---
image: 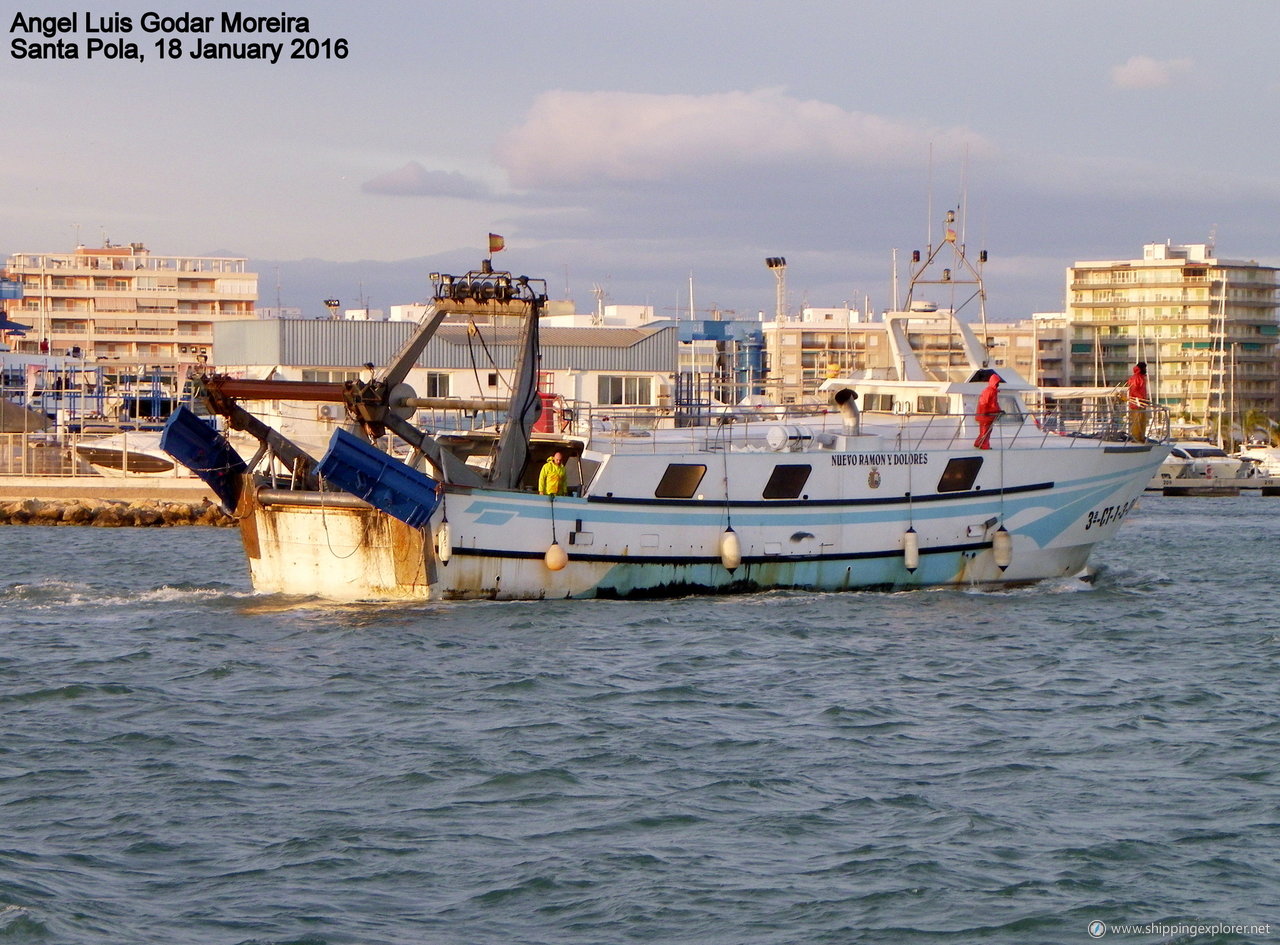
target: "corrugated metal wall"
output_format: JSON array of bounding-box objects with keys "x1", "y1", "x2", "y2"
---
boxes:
[{"x1": 213, "y1": 320, "x2": 678, "y2": 372}]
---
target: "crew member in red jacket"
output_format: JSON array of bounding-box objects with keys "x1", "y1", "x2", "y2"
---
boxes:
[
  {"x1": 1127, "y1": 361, "x2": 1149, "y2": 442},
  {"x1": 973, "y1": 373, "x2": 1002, "y2": 450}
]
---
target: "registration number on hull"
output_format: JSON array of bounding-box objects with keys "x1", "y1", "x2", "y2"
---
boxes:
[{"x1": 1084, "y1": 498, "x2": 1136, "y2": 530}]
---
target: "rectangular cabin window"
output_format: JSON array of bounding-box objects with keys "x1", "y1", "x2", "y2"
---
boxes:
[
  {"x1": 938, "y1": 456, "x2": 983, "y2": 493},
  {"x1": 487, "y1": 372, "x2": 499, "y2": 388},
  {"x1": 655, "y1": 463, "x2": 707, "y2": 498},
  {"x1": 763, "y1": 464, "x2": 812, "y2": 499}
]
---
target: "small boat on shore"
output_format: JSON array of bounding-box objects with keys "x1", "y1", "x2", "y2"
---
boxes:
[
  {"x1": 163, "y1": 231, "x2": 1169, "y2": 601},
  {"x1": 74, "y1": 430, "x2": 180, "y2": 477}
]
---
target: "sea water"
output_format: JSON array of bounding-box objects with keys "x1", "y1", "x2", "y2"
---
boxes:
[{"x1": 1, "y1": 496, "x2": 1277, "y2": 944}]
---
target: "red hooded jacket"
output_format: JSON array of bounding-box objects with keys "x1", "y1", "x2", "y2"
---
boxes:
[
  {"x1": 1127, "y1": 365, "x2": 1148, "y2": 403},
  {"x1": 977, "y1": 374, "x2": 1002, "y2": 418}
]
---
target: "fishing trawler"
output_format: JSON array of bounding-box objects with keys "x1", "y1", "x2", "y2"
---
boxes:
[{"x1": 162, "y1": 230, "x2": 1171, "y2": 601}]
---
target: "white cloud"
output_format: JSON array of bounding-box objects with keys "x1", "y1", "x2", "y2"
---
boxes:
[
  {"x1": 495, "y1": 89, "x2": 992, "y2": 189},
  {"x1": 1110, "y1": 55, "x2": 1193, "y2": 90},
  {"x1": 362, "y1": 162, "x2": 490, "y2": 199}
]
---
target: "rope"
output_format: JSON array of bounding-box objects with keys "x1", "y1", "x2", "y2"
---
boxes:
[
  {"x1": 720, "y1": 438, "x2": 733, "y2": 531},
  {"x1": 317, "y1": 471, "x2": 363, "y2": 560},
  {"x1": 466, "y1": 317, "x2": 512, "y2": 398},
  {"x1": 906, "y1": 459, "x2": 914, "y2": 528}
]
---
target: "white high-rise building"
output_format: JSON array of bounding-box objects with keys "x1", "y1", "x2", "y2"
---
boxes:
[{"x1": 1066, "y1": 242, "x2": 1280, "y2": 426}]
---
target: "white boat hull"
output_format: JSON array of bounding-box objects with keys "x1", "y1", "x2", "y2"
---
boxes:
[
  {"x1": 235, "y1": 441, "x2": 1162, "y2": 601},
  {"x1": 1147, "y1": 441, "x2": 1249, "y2": 490}
]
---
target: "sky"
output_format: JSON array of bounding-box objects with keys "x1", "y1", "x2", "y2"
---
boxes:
[{"x1": 5, "y1": 0, "x2": 1280, "y2": 321}]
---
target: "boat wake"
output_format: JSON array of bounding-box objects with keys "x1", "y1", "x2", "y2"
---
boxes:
[{"x1": 0, "y1": 579, "x2": 250, "y2": 609}]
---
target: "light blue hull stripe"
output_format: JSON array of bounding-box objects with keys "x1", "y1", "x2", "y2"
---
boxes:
[{"x1": 458, "y1": 466, "x2": 1141, "y2": 549}]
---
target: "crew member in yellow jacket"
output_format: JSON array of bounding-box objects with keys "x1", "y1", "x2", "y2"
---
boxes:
[{"x1": 538, "y1": 451, "x2": 568, "y2": 495}]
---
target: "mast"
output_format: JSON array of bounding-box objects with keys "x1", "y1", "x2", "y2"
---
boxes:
[
  {"x1": 903, "y1": 207, "x2": 989, "y2": 376},
  {"x1": 1206, "y1": 272, "x2": 1228, "y2": 443},
  {"x1": 1223, "y1": 338, "x2": 1233, "y2": 448},
  {"x1": 891, "y1": 249, "x2": 899, "y2": 312}
]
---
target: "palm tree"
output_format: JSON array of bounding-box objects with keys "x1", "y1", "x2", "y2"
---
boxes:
[{"x1": 1241, "y1": 408, "x2": 1275, "y2": 447}]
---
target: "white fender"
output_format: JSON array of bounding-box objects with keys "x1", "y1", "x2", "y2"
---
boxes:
[
  {"x1": 903, "y1": 527, "x2": 919, "y2": 573},
  {"x1": 719, "y1": 527, "x2": 742, "y2": 571},
  {"x1": 436, "y1": 521, "x2": 452, "y2": 565}
]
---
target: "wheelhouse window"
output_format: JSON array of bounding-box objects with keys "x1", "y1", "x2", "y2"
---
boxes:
[
  {"x1": 938, "y1": 457, "x2": 983, "y2": 492},
  {"x1": 655, "y1": 463, "x2": 706, "y2": 498},
  {"x1": 598, "y1": 375, "x2": 652, "y2": 406},
  {"x1": 995, "y1": 393, "x2": 1023, "y2": 422},
  {"x1": 762, "y1": 464, "x2": 811, "y2": 499}
]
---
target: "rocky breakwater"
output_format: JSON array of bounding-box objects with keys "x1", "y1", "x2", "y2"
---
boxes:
[{"x1": 0, "y1": 497, "x2": 234, "y2": 527}]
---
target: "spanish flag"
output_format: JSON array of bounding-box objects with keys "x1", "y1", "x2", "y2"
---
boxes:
[{"x1": 488, "y1": 233, "x2": 505, "y2": 254}]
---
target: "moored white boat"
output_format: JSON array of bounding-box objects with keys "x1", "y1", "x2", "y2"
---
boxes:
[
  {"x1": 1233, "y1": 444, "x2": 1280, "y2": 478},
  {"x1": 1148, "y1": 440, "x2": 1248, "y2": 490},
  {"x1": 163, "y1": 236, "x2": 1170, "y2": 601}
]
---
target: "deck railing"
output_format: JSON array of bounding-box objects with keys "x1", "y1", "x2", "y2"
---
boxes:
[
  {"x1": 0, "y1": 398, "x2": 1171, "y2": 481},
  {"x1": 0, "y1": 432, "x2": 92, "y2": 477},
  {"x1": 0, "y1": 429, "x2": 163, "y2": 478},
  {"x1": 546, "y1": 399, "x2": 1171, "y2": 454}
]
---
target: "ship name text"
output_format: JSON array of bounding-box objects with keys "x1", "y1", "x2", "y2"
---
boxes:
[{"x1": 830, "y1": 452, "x2": 929, "y2": 467}]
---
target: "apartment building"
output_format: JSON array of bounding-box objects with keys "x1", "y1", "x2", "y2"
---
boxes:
[
  {"x1": 761, "y1": 304, "x2": 1057, "y2": 403},
  {"x1": 762, "y1": 306, "x2": 886, "y2": 403},
  {"x1": 1022, "y1": 313, "x2": 1072, "y2": 389},
  {"x1": 1066, "y1": 242, "x2": 1280, "y2": 423},
  {"x1": 3, "y1": 242, "x2": 258, "y2": 367}
]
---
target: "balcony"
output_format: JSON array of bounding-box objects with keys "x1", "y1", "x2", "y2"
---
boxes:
[
  {"x1": 1070, "y1": 275, "x2": 1210, "y2": 291},
  {"x1": 91, "y1": 326, "x2": 177, "y2": 338}
]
